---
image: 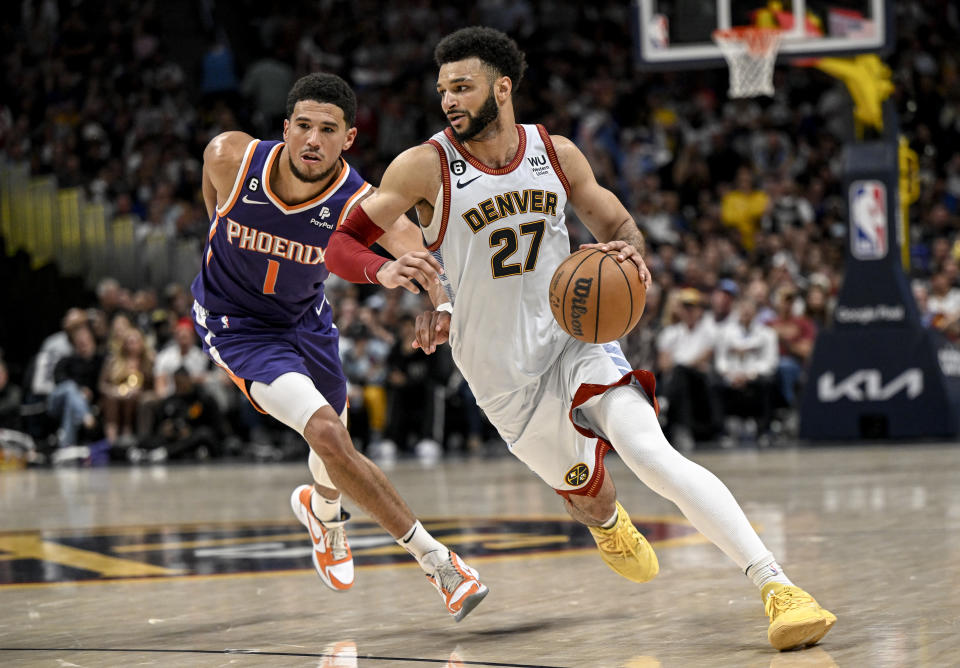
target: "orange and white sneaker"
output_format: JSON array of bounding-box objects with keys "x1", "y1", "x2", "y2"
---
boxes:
[
  {"x1": 426, "y1": 551, "x2": 489, "y2": 622},
  {"x1": 319, "y1": 640, "x2": 358, "y2": 668},
  {"x1": 290, "y1": 484, "x2": 353, "y2": 591}
]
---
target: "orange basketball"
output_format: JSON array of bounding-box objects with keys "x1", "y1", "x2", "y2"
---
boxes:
[{"x1": 548, "y1": 248, "x2": 646, "y2": 344}]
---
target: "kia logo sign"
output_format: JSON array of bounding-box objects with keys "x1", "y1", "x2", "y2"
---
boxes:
[{"x1": 817, "y1": 368, "x2": 923, "y2": 402}]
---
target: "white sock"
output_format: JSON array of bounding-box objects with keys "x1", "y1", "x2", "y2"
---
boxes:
[
  {"x1": 310, "y1": 489, "x2": 342, "y2": 523},
  {"x1": 746, "y1": 552, "x2": 794, "y2": 590},
  {"x1": 600, "y1": 507, "x2": 618, "y2": 529},
  {"x1": 585, "y1": 385, "x2": 771, "y2": 571},
  {"x1": 397, "y1": 521, "x2": 447, "y2": 572}
]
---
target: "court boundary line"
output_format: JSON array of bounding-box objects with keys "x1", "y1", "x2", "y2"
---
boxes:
[{"x1": 0, "y1": 647, "x2": 565, "y2": 668}]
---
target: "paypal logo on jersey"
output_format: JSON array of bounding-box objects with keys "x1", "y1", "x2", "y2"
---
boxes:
[
  {"x1": 310, "y1": 207, "x2": 335, "y2": 229},
  {"x1": 850, "y1": 180, "x2": 887, "y2": 260}
]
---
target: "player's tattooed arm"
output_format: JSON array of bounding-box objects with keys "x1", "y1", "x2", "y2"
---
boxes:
[{"x1": 552, "y1": 134, "x2": 652, "y2": 288}]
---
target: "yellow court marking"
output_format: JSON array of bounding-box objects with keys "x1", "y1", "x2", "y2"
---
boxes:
[
  {"x1": 111, "y1": 532, "x2": 308, "y2": 553},
  {"x1": 110, "y1": 521, "x2": 488, "y2": 553},
  {"x1": 0, "y1": 514, "x2": 732, "y2": 590},
  {"x1": 0, "y1": 530, "x2": 712, "y2": 592},
  {"x1": 0, "y1": 534, "x2": 183, "y2": 577}
]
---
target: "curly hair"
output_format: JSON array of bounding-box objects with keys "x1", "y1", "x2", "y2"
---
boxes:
[
  {"x1": 434, "y1": 27, "x2": 527, "y2": 88},
  {"x1": 285, "y1": 73, "x2": 356, "y2": 126}
]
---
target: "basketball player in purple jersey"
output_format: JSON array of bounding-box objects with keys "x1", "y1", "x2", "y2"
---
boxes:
[
  {"x1": 327, "y1": 29, "x2": 835, "y2": 650},
  {"x1": 192, "y1": 73, "x2": 487, "y2": 621}
]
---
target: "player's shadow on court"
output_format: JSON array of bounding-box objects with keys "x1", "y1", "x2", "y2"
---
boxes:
[
  {"x1": 768, "y1": 646, "x2": 838, "y2": 668},
  {"x1": 421, "y1": 618, "x2": 570, "y2": 641}
]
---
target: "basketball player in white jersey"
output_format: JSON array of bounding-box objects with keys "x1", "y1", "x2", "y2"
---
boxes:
[{"x1": 326, "y1": 27, "x2": 834, "y2": 651}]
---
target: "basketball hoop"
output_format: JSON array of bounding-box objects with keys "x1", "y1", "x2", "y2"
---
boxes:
[{"x1": 712, "y1": 27, "x2": 782, "y2": 98}]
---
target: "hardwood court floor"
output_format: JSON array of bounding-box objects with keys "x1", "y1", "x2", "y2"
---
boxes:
[{"x1": 1, "y1": 444, "x2": 958, "y2": 667}]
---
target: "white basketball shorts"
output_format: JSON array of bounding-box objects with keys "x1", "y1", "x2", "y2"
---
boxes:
[{"x1": 477, "y1": 338, "x2": 656, "y2": 497}]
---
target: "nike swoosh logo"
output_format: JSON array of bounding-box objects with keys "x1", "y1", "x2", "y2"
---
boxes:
[
  {"x1": 456, "y1": 175, "x2": 482, "y2": 189},
  {"x1": 242, "y1": 195, "x2": 268, "y2": 205},
  {"x1": 402, "y1": 526, "x2": 417, "y2": 544}
]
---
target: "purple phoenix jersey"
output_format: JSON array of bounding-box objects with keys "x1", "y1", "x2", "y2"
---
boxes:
[{"x1": 191, "y1": 139, "x2": 371, "y2": 414}]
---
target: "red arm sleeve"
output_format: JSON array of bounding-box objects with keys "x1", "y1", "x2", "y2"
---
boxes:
[{"x1": 326, "y1": 204, "x2": 390, "y2": 284}]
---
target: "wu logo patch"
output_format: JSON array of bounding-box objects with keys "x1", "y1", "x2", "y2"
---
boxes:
[
  {"x1": 451, "y1": 159, "x2": 467, "y2": 176},
  {"x1": 527, "y1": 154, "x2": 550, "y2": 176},
  {"x1": 564, "y1": 463, "x2": 590, "y2": 487},
  {"x1": 248, "y1": 177, "x2": 260, "y2": 191}
]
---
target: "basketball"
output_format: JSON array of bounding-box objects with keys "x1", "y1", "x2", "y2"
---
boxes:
[{"x1": 548, "y1": 248, "x2": 646, "y2": 344}]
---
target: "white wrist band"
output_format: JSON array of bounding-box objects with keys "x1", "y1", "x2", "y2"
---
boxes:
[{"x1": 436, "y1": 302, "x2": 453, "y2": 314}]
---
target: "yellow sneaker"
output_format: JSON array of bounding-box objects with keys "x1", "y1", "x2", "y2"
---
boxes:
[
  {"x1": 587, "y1": 501, "x2": 659, "y2": 583},
  {"x1": 762, "y1": 583, "x2": 836, "y2": 650}
]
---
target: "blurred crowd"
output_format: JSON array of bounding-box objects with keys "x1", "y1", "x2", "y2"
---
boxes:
[{"x1": 1, "y1": 1, "x2": 959, "y2": 464}]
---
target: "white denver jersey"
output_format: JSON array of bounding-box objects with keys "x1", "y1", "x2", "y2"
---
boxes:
[{"x1": 422, "y1": 124, "x2": 572, "y2": 406}]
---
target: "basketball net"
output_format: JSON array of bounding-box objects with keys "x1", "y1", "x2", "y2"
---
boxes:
[{"x1": 712, "y1": 27, "x2": 782, "y2": 98}]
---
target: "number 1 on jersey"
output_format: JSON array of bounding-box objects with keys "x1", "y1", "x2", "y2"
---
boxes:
[
  {"x1": 490, "y1": 219, "x2": 545, "y2": 278},
  {"x1": 262, "y1": 259, "x2": 280, "y2": 294}
]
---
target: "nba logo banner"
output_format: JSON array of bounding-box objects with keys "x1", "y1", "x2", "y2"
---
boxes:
[{"x1": 850, "y1": 180, "x2": 888, "y2": 260}]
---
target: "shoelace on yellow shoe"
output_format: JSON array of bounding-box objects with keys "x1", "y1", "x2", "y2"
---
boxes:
[
  {"x1": 595, "y1": 522, "x2": 642, "y2": 559},
  {"x1": 765, "y1": 588, "x2": 816, "y2": 620}
]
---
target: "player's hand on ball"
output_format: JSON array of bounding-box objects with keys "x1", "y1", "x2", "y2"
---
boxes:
[
  {"x1": 412, "y1": 309, "x2": 450, "y2": 354},
  {"x1": 579, "y1": 241, "x2": 652, "y2": 289},
  {"x1": 377, "y1": 251, "x2": 442, "y2": 294}
]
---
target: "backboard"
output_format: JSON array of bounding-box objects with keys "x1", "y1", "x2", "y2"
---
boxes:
[{"x1": 634, "y1": 0, "x2": 893, "y2": 69}]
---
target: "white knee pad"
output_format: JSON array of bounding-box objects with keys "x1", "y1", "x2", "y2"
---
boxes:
[{"x1": 249, "y1": 372, "x2": 329, "y2": 436}]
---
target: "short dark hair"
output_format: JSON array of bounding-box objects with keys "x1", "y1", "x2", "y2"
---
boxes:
[
  {"x1": 434, "y1": 27, "x2": 527, "y2": 88},
  {"x1": 285, "y1": 73, "x2": 356, "y2": 126}
]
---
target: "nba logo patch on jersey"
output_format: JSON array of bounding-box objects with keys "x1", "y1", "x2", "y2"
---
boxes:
[{"x1": 850, "y1": 180, "x2": 887, "y2": 260}]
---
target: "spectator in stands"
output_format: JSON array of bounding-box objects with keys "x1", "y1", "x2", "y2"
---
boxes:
[
  {"x1": 702, "y1": 278, "x2": 740, "y2": 331},
  {"x1": 928, "y1": 269, "x2": 960, "y2": 341},
  {"x1": 241, "y1": 46, "x2": 295, "y2": 139},
  {"x1": 656, "y1": 288, "x2": 721, "y2": 450},
  {"x1": 137, "y1": 368, "x2": 226, "y2": 462},
  {"x1": 99, "y1": 327, "x2": 154, "y2": 446},
  {"x1": 620, "y1": 282, "x2": 664, "y2": 373},
  {"x1": 96, "y1": 278, "x2": 124, "y2": 321},
  {"x1": 48, "y1": 325, "x2": 103, "y2": 448},
  {"x1": 340, "y1": 324, "x2": 389, "y2": 450},
  {"x1": 763, "y1": 175, "x2": 815, "y2": 234},
  {"x1": 385, "y1": 315, "x2": 443, "y2": 453},
  {"x1": 86, "y1": 308, "x2": 110, "y2": 349},
  {"x1": 721, "y1": 166, "x2": 770, "y2": 252},
  {"x1": 153, "y1": 318, "x2": 210, "y2": 399},
  {"x1": 913, "y1": 281, "x2": 936, "y2": 329},
  {"x1": 715, "y1": 297, "x2": 779, "y2": 445},
  {"x1": 804, "y1": 281, "x2": 833, "y2": 331},
  {"x1": 28, "y1": 308, "x2": 88, "y2": 399},
  {"x1": 769, "y1": 285, "x2": 817, "y2": 406}
]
